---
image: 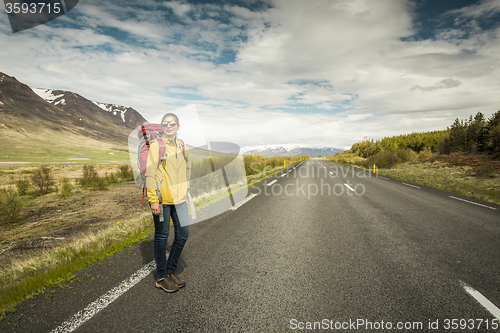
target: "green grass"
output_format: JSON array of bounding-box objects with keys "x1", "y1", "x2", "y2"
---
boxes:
[
  {"x1": 378, "y1": 161, "x2": 500, "y2": 205},
  {"x1": 0, "y1": 213, "x2": 153, "y2": 314},
  {"x1": 0, "y1": 131, "x2": 130, "y2": 163}
]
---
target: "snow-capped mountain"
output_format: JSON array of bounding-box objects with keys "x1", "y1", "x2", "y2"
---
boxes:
[
  {"x1": 241, "y1": 144, "x2": 344, "y2": 157},
  {"x1": 30, "y1": 87, "x2": 145, "y2": 129},
  {"x1": 0, "y1": 72, "x2": 146, "y2": 146}
]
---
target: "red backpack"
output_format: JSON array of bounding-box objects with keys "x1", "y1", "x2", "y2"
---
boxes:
[{"x1": 137, "y1": 123, "x2": 187, "y2": 205}]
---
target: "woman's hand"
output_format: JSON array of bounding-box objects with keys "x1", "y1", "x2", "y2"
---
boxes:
[{"x1": 151, "y1": 203, "x2": 161, "y2": 215}]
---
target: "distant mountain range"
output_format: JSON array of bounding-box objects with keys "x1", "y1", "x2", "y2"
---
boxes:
[{"x1": 241, "y1": 145, "x2": 344, "y2": 157}]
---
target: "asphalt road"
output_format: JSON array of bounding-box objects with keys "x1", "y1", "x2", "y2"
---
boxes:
[{"x1": 2, "y1": 158, "x2": 500, "y2": 332}]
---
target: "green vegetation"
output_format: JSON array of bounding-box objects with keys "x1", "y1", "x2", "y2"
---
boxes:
[
  {"x1": 350, "y1": 110, "x2": 500, "y2": 168},
  {"x1": 0, "y1": 155, "x2": 303, "y2": 314},
  {"x1": 15, "y1": 178, "x2": 30, "y2": 196},
  {"x1": 59, "y1": 177, "x2": 74, "y2": 198},
  {"x1": 0, "y1": 213, "x2": 153, "y2": 314},
  {"x1": 243, "y1": 155, "x2": 304, "y2": 176},
  {"x1": 328, "y1": 109, "x2": 500, "y2": 205},
  {"x1": 0, "y1": 128, "x2": 130, "y2": 163},
  {"x1": 30, "y1": 166, "x2": 55, "y2": 195},
  {"x1": 0, "y1": 188, "x2": 23, "y2": 224},
  {"x1": 77, "y1": 164, "x2": 135, "y2": 191},
  {"x1": 332, "y1": 110, "x2": 500, "y2": 169},
  {"x1": 378, "y1": 159, "x2": 500, "y2": 205}
]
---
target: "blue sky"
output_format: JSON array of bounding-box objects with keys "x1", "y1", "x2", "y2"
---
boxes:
[{"x1": 1, "y1": 0, "x2": 499, "y2": 149}]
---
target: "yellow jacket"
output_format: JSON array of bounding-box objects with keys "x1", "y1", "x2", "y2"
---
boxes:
[{"x1": 145, "y1": 136, "x2": 189, "y2": 205}]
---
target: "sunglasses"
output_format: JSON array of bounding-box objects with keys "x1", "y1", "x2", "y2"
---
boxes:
[{"x1": 161, "y1": 121, "x2": 178, "y2": 127}]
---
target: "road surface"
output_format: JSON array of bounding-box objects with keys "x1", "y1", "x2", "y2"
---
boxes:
[{"x1": 2, "y1": 158, "x2": 499, "y2": 332}]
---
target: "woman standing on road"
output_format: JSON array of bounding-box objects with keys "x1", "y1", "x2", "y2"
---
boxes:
[{"x1": 145, "y1": 112, "x2": 190, "y2": 293}]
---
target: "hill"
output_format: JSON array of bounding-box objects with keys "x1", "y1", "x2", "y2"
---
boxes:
[{"x1": 0, "y1": 73, "x2": 146, "y2": 163}]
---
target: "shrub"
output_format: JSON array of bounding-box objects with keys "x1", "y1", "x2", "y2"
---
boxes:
[
  {"x1": 79, "y1": 165, "x2": 98, "y2": 186},
  {"x1": 15, "y1": 178, "x2": 31, "y2": 196},
  {"x1": 106, "y1": 172, "x2": 119, "y2": 184},
  {"x1": 91, "y1": 176, "x2": 108, "y2": 191},
  {"x1": 30, "y1": 166, "x2": 55, "y2": 195},
  {"x1": 418, "y1": 147, "x2": 434, "y2": 161},
  {"x1": 0, "y1": 187, "x2": 23, "y2": 224},
  {"x1": 359, "y1": 150, "x2": 400, "y2": 169},
  {"x1": 396, "y1": 148, "x2": 417, "y2": 163},
  {"x1": 117, "y1": 164, "x2": 134, "y2": 181},
  {"x1": 59, "y1": 177, "x2": 74, "y2": 198}
]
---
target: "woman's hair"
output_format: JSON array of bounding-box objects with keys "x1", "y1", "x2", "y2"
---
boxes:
[{"x1": 162, "y1": 112, "x2": 179, "y2": 125}]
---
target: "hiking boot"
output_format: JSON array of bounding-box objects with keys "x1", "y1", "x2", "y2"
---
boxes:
[
  {"x1": 170, "y1": 272, "x2": 186, "y2": 288},
  {"x1": 156, "y1": 276, "x2": 179, "y2": 293}
]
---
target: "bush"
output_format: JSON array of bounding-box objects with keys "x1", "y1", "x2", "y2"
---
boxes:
[
  {"x1": 59, "y1": 177, "x2": 74, "y2": 197},
  {"x1": 0, "y1": 187, "x2": 23, "y2": 224},
  {"x1": 91, "y1": 176, "x2": 108, "y2": 190},
  {"x1": 396, "y1": 148, "x2": 417, "y2": 163},
  {"x1": 77, "y1": 165, "x2": 110, "y2": 190},
  {"x1": 30, "y1": 166, "x2": 55, "y2": 195},
  {"x1": 15, "y1": 178, "x2": 31, "y2": 196},
  {"x1": 117, "y1": 164, "x2": 134, "y2": 181},
  {"x1": 79, "y1": 165, "x2": 98, "y2": 186},
  {"x1": 418, "y1": 147, "x2": 434, "y2": 161},
  {"x1": 359, "y1": 150, "x2": 400, "y2": 169}
]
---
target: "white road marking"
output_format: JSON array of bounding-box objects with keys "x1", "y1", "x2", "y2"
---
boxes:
[
  {"x1": 229, "y1": 193, "x2": 258, "y2": 210},
  {"x1": 344, "y1": 184, "x2": 355, "y2": 192},
  {"x1": 402, "y1": 182, "x2": 420, "y2": 189},
  {"x1": 267, "y1": 180, "x2": 278, "y2": 186},
  {"x1": 51, "y1": 261, "x2": 156, "y2": 333},
  {"x1": 450, "y1": 196, "x2": 497, "y2": 210},
  {"x1": 379, "y1": 176, "x2": 389, "y2": 180},
  {"x1": 461, "y1": 281, "x2": 500, "y2": 320}
]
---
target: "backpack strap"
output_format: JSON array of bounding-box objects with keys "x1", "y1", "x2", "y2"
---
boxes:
[
  {"x1": 156, "y1": 137, "x2": 167, "y2": 165},
  {"x1": 178, "y1": 138, "x2": 188, "y2": 162},
  {"x1": 177, "y1": 138, "x2": 190, "y2": 189}
]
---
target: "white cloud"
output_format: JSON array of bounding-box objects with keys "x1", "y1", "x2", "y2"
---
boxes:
[{"x1": 0, "y1": 0, "x2": 499, "y2": 149}]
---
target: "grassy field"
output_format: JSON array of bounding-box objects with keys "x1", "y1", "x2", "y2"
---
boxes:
[
  {"x1": 0, "y1": 128, "x2": 130, "y2": 163},
  {"x1": 377, "y1": 157, "x2": 500, "y2": 206},
  {"x1": 328, "y1": 152, "x2": 500, "y2": 206}
]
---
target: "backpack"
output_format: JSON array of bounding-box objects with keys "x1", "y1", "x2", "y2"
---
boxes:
[{"x1": 136, "y1": 123, "x2": 188, "y2": 206}]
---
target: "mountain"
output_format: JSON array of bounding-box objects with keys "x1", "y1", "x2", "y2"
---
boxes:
[
  {"x1": 0, "y1": 72, "x2": 146, "y2": 162},
  {"x1": 241, "y1": 145, "x2": 344, "y2": 157},
  {"x1": 31, "y1": 88, "x2": 145, "y2": 130}
]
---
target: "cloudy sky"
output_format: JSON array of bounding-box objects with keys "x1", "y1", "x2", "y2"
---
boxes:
[{"x1": 1, "y1": 0, "x2": 500, "y2": 150}]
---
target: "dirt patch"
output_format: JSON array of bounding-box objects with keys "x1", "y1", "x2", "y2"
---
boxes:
[{"x1": 0, "y1": 165, "x2": 151, "y2": 270}]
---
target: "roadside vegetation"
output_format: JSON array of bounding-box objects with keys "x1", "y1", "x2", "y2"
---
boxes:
[
  {"x1": 328, "y1": 110, "x2": 500, "y2": 205},
  {"x1": 0, "y1": 163, "x2": 140, "y2": 314},
  {"x1": 0, "y1": 155, "x2": 304, "y2": 316}
]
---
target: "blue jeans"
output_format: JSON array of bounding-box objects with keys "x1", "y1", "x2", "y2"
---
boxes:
[{"x1": 152, "y1": 202, "x2": 190, "y2": 279}]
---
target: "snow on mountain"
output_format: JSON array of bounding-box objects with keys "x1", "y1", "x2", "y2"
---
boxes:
[
  {"x1": 29, "y1": 86, "x2": 141, "y2": 126},
  {"x1": 92, "y1": 101, "x2": 127, "y2": 123},
  {"x1": 240, "y1": 144, "x2": 300, "y2": 154},
  {"x1": 31, "y1": 87, "x2": 64, "y2": 103},
  {"x1": 241, "y1": 145, "x2": 344, "y2": 157}
]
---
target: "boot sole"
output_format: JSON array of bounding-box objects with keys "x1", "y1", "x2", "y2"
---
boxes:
[{"x1": 155, "y1": 282, "x2": 179, "y2": 293}]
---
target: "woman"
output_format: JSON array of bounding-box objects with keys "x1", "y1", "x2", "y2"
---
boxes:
[{"x1": 145, "y1": 112, "x2": 190, "y2": 293}]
